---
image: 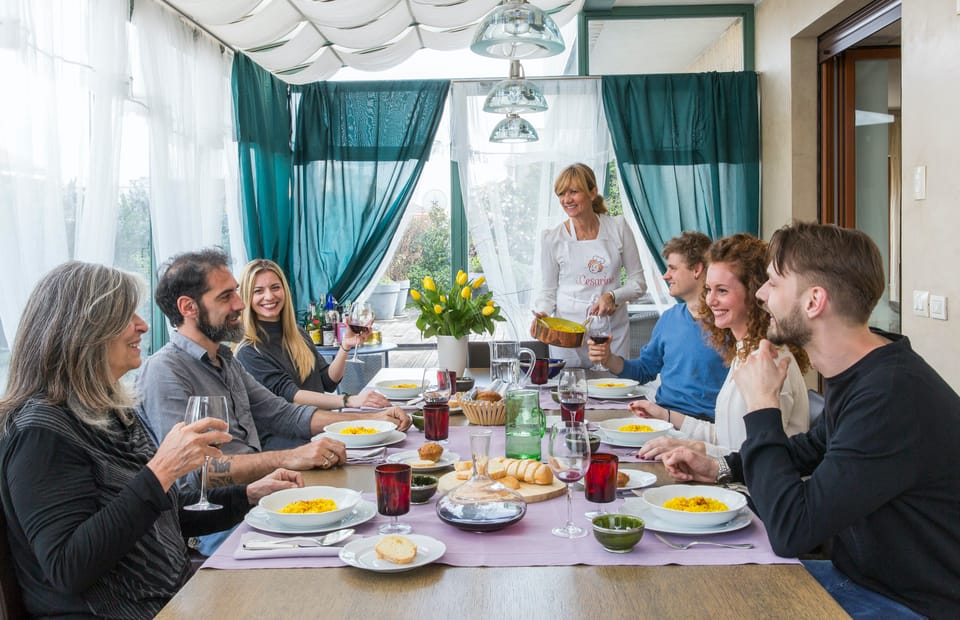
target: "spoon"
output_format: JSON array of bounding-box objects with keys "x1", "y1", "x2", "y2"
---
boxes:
[{"x1": 243, "y1": 528, "x2": 356, "y2": 550}]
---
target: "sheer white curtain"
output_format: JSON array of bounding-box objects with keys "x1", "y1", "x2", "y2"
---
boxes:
[
  {"x1": 132, "y1": 0, "x2": 243, "y2": 274},
  {"x1": 450, "y1": 78, "x2": 612, "y2": 337},
  {"x1": 0, "y1": 0, "x2": 128, "y2": 348}
]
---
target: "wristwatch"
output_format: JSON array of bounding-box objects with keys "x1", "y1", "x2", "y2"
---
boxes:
[{"x1": 714, "y1": 456, "x2": 733, "y2": 485}]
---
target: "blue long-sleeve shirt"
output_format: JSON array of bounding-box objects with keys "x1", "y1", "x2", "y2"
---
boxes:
[{"x1": 617, "y1": 303, "x2": 727, "y2": 420}]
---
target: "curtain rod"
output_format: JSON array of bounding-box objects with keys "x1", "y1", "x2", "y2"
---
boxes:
[{"x1": 450, "y1": 74, "x2": 601, "y2": 84}]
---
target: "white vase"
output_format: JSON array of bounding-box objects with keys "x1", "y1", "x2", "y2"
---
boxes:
[{"x1": 436, "y1": 335, "x2": 468, "y2": 377}]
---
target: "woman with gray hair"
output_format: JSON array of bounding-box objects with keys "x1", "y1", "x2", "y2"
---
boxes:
[{"x1": 0, "y1": 261, "x2": 302, "y2": 619}]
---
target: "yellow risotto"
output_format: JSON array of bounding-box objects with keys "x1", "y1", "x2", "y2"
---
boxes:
[
  {"x1": 618, "y1": 424, "x2": 654, "y2": 433},
  {"x1": 339, "y1": 426, "x2": 379, "y2": 435},
  {"x1": 279, "y1": 498, "x2": 338, "y2": 514},
  {"x1": 663, "y1": 496, "x2": 729, "y2": 512},
  {"x1": 391, "y1": 383, "x2": 418, "y2": 389},
  {"x1": 596, "y1": 382, "x2": 627, "y2": 388}
]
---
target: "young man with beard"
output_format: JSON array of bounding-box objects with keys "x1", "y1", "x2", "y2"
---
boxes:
[
  {"x1": 588, "y1": 231, "x2": 727, "y2": 420},
  {"x1": 138, "y1": 249, "x2": 409, "y2": 484},
  {"x1": 662, "y1": 222, "x2": 960, "y2": 618}
]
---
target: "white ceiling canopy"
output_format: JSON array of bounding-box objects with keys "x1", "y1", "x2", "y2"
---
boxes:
[{"x1": 158, "y1": 0, "x2": 585, "y2": 83}]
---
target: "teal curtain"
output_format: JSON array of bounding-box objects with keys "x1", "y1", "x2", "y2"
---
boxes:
[
  {"x1": 232, "y1": 54, "x2": 293, "y2": 271},
  {"x1": 602, "y1": 72, "x2": 760, "y2": 271},
  {"x1": 291, "y1": 80, "x2": 449, "y2": 304}
]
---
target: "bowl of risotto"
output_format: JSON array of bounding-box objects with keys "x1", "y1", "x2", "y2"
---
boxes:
[
  {"x1": 641, "y1": 485, "x2": 747, "y2": 528},
  {"x1": 323, "y1": 420, "x2": 397, "y2": 447},
  {"x1": 597, "y1": 418, "x2": 673, "y2": 447},
  {"x1": 259, "y1": 486, "x2": 363, "y2": 527},
  {"x1": 374, "y1": 380, "x2": 422, "y2": 400},
  {"x1": 587, "y1": 378, "x2": 640, "y2": 398}
]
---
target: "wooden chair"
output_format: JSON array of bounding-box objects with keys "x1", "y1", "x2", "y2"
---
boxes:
[{"x1": 0, "y1": 512, "x2": 26, "y2": 620}]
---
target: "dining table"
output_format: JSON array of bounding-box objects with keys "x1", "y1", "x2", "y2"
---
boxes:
[{"x1": 156, "y1": 368, "x2": 847, "y2": 619}]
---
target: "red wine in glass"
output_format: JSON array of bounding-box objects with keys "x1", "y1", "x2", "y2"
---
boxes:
[
  {"x1": 375, "y1": 463, "x2": 412, "y2": 534},
  {"x1": 555, "y1": 469, "x2": 585, "y2": 484},
  {"x1": 423, "y1": 401, "x2": 450, "y2": 441},
  {"x1": 560, "y1": 398, "x2": 586, "y2": 423},
  {"x1": 530, "y1": 359, "x2": 550, "y2": 386},
  {"x1": 348, "y1": 322, "x2": 369, "y2": 336},
  {"x1": 584, "y1": 453, "x2": 618, "y2": 518},
  {"x1": 590, "y1": 335, "x2": 610, "y2": 345}
]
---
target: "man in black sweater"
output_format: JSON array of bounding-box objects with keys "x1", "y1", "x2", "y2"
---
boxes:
[{"x1": 662, "y1": 222, "x2": 960, "y2": 619}]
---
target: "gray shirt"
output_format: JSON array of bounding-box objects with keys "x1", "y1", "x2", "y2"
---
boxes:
[{"x1": 137, "y1": 331, "x2": 316, "y2": 454}]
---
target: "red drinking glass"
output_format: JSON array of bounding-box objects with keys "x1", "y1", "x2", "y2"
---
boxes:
[
  {"x1": 423, "y1": 401, "x2": 450, "y2": 441},
  {"x1": 375, "y1": 463, "x2": 412, "y2": 534},
  {"x1": 584, "y1": 453, "x2": 618, "y2": 518},
  {"x1": 530, "y1": 358, "x2": 550, "y2": 386}
]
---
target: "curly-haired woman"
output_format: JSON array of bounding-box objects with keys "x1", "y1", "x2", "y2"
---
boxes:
[{"x1": 634, "y1": 233, "x2": 810, "y2": 458}]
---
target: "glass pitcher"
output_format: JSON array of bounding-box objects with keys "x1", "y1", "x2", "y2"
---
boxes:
[
  {"x1": 488, "y1": 340, "x2": 535, "y2": 389},
  {"x1": 505, "y1": 388, "x2": 545, "y2": 460}
]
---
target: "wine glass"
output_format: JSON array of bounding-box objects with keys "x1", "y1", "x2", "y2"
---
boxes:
[
  {"x1": 557, "y1": 368, "x2": 587, "y2": 424},
  {"x1": 346, "y1": 301, "x2": 375, "y2": 363},
  {"x1": 583, "y1": 453, "x2": 619, "y2": 519},
  {"x1": 375, "y1": 463, "x2": 412, "y2": 534},
  {"x1": 547, "y1": 421, "x2": 592, "y2": 538},
  {"x1": 587, "y1": 313, "x2": 612, "y2": 371},
  {"x1": 421, "y1": 367, "x2": 453, "y2": 442},
  {"x1": 182, "y1": 395, "x2": 229, "y2": 511}
]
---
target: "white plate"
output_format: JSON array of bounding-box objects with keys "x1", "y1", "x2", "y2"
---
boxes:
[
  {"x1": 588, "y1": 392, "x2": 648, "y2": 402},
  {"x1": 374, "y1": 380, "x2": 422, "y2": 400},
  {"x1": 244, "y1": 500, "x2": 377, "y2": 535},
  {"x1": 312, "y1": 429, "x2": 406, "y2": 448},
  {"x1": 620, "y1": 498, "x2": 753, "y2": 535},
  {"x1": 576, "y1": 469, "x2": 656, "y2": 492},
  {"x1": 339, "y1": 534, "x2": 446, "y2": 572},
  {"x1": 597, "y1": 428, "x2": 671, "y2": 448},
  {"x1": 587, "y1": 378, "x2": 640, "y2": 397},
  {"x1": 386, "y1": 450, "x2": 460, "y2": 472}
]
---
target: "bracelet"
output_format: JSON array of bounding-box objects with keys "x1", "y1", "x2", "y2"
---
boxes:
[
  {"x1": 342, "y1": 393, "x2": 350, "y2": 409},
  {"x1": 340, "y1": 344, "x2": 350, "y2": 353},
  {"x1": 606, "y1": 290, "x2": 617, "y2": 307}
]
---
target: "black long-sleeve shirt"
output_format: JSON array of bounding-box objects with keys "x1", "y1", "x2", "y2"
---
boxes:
[
  {"x1": 0, "y1": 402, "x2": 248, "y2": 619},
  {"x1": 236, "y1": 321, "x2": 338, "y2": 401},
  {"x1": 735, "y1": 332, "x2": 960, "y2": 618}
]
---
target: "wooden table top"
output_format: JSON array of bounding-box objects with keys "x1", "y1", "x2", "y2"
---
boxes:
[{"x1": 156, "y1": 375, "x2": 847, "y2": 619}]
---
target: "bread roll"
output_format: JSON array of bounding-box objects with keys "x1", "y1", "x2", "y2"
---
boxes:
[
  {"x1": 496, "y1": 458, "x2": 554, "y2": 485},
  {"x1": 418, "y1": 442, "x2": 443, "y2": 462},
  {"x1": 617, "y1": 471, "x2": 630, "y2": 488},
  {"x1": 475, "y1": 390, "x2": 502, "y2": 403},
  {"x1": 375, "y1": 535, "x2": 417, "y2": 564},
  {"x1": 407, "y1": 459, "x2": 436, "y2": 468},
  {"x1": 499, "y1": 475, "x2": 520, "y2": 490},
  {"x1": 454, "y1": 460, "x2": 504, "y2": 480}
]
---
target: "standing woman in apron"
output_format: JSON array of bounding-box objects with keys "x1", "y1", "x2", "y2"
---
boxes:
[{"x1": 532, "y1": 163, "x2": 646, "y2": 368}]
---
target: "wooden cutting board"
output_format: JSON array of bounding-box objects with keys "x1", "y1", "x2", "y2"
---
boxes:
[{"x1": 437, "y1": 470, "x2": 566, "y2": 503}]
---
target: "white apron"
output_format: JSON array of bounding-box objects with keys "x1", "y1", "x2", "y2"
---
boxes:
[{"x1": 550, "y1": 222, "x2": 630, "y2": 368}]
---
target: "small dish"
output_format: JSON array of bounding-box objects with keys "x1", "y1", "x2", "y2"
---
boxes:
[
  {"x1": 410, "y1": 474, "x2": 439, "y2": 504},
  {"x1": 386, "y1": 450, "x2": 460, "y2": 472},
  {"x1": 640, "y1": 485, "x2": 749, "y2": 528},
  {"x1": 258, "y1": 486, "x2": 363, "y2": 528},
  {"x1": 410, "y1": 413, "x2": 424, "y2": 431},
  {"x1": 587, "y1": 378, "x2": 640, "y2": 398},
  {"x1": 339, "y1": 534, "x2": 446, "y2": 572},
  {"x1": 591, "y1": 513, "x2": 645, "y2": 553},
  {"x1": 323, "y1": 420, "x2": 397, "y2": 447}
]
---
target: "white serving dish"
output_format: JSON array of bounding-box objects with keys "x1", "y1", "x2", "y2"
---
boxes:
[
  {"x1": 322, "y1": 419, "x2": 397, "y2": 447},
  {"x1": 258, "y1": 486, "x2": 363, "y2": 528},
  {"x1": 597, "y1": 417, "x2": 672, "y2": 446},
  {"x1": 640, "y1": 485, "x2": 748, "y2": 528},
  {"x1": 587, "y1": 378, "x2": 640, "y2": 397},
  {"x1": 374, "y1": 380, "x2": 422, "y2": 400}
]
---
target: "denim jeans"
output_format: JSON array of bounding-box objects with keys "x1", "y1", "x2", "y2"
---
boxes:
[{"x1": 802, "y1": 560, "x2": 926, "y2": 619}]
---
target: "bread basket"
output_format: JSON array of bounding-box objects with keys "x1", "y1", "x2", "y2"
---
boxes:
[{"x1": 459, "y1": 395, "x2": 506, "y2": 426}]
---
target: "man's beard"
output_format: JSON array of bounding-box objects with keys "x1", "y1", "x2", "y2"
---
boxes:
[
  {"x1": 197, "y1": 303, "x2": 243, "y2": 343},
  {"x1": 767, "y1": 302, "x2": 811, "y2": 349}
]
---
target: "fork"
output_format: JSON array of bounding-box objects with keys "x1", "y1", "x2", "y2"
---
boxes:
[{"x1": 654, "y1": 532, "x2": 754, "y2": 550}]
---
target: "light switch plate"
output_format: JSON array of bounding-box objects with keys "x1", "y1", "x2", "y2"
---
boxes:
[
  {"x1": 930, "y1": 295, "x2": 947, "y2": 320},
  {"x1": 913, "y1": 290, "x2": 929, "y2": 317},
  {"x1": 913, "y1": 166, "x2": 927, "y2": 200}
]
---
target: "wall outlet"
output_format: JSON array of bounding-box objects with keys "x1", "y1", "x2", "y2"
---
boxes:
[
  {"x1": 913, "y1": 290, "x2": 929, "y2": 317},
  {"x1": 930, "y1": 295, "x2": 948, "y2": 320}
]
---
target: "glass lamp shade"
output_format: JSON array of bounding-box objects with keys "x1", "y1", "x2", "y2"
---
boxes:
[
  {"x1": 489, "y1": 114, "x2": 539, "y2": 143},
  {"x1": 483, "y1": 78, "x2": 548, "y2": 113},
  {"x1": 470, "y1": 1, "x2": 565, "y2": 59}
]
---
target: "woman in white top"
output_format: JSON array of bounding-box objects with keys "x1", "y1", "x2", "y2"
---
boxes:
[
  {"x1": 634, "y1": 233, "x2": 810, "y2": 458},
  {"x1": 532, "y1": 163, "x2": 646, "y2": 367}
]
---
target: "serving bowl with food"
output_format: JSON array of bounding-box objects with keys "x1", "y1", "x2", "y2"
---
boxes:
[
  {"x1": 323, "y1": 420, "x2": 397, "y2": 447},
  {"x1": 587, "y1": 378, "x2": 640, "y2": 398},
  {"x1": 259, "y1": 486, "x2": 363, "y2": 527},
  {"x1": 640, "y1": 485, "x2": 747, "y2": 528},
  {"x1": 597, "y1": 418, "x2": 672, "y2": 446},
  {"x1": 532, "y1": 316, "x2": 585, "y2": 348},
  {"x1": 374, "y1": 380, "x2": 422, "y2": 400}
]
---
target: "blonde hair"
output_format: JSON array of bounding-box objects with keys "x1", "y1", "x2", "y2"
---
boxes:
[
  {"x1": 554, "y1": 163, "x2": 608, "y2": 214},
  {"x1": 0, "y1": 262, "x2": 141, "y2": 431},
  {"x1": 237, "y1": 259, "x2": 316, "y2": 383}
]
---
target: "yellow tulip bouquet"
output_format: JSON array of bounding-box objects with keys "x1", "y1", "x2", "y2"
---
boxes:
[{"x1": 410, "y1": 271, "x2": 505, "y2": 339}]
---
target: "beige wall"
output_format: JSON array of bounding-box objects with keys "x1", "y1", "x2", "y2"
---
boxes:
[
  {"x1": 687, "y1": 19, "x2": 744, "y2": 72},
  {"x1": 755, "y1": 0, "x2": 960, "y2": 391}
]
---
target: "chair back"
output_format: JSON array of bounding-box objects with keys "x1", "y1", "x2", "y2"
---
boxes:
[
  {"x1": 0, "y1": 510, "x2": 26, "y2": 620},
  {"x1": 808, "y1": 389, "x2": 825, "y2": 425}
]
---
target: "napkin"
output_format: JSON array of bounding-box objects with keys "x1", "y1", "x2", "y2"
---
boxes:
[
  {"x1": 233, "y1": 533, "x2": 349, "y2": 560},
  {"x1": 345, "y1": 447, "x2": 386, "y2": 464}
]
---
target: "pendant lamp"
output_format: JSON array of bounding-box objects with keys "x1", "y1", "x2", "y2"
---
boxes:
[
  {"x1": 489, "y1": 113, "x2": 539, "y2": 143},
  {"x1": 483, "y1": 60, "x2": 547, "y2": 114},
  {"x1": 470, "y1": 0, "x2": 565, "y2": 60}
]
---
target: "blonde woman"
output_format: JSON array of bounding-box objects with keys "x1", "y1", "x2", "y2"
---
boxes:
[
  {"x1": 635, "y1": 234, "x2": 810, "y2": 458},
  {"x1": 235, "y1": 259, "x2": 392, "y2": 410}
]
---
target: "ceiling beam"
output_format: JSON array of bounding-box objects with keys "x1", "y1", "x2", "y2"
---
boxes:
[{"x1": 584, "y1": 0, "x2": 616, "y2": 10}]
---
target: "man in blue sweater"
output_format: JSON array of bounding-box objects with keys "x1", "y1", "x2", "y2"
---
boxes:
[
  {"x1": 663, "y1": 222, "x2": 960, "y2": 619},
  {"x1": 588, "y1": 232, "x2": 727, "y2": 420}
]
